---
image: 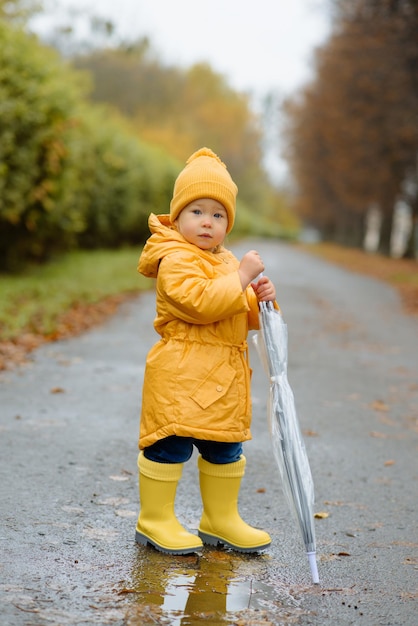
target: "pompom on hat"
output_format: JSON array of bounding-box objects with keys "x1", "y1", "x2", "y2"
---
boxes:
[{"x1": 170, "y1": 147, "x2": 238, "y2": 233}]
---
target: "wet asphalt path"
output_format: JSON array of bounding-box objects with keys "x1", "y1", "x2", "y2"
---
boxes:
[{"x1": 0, "y1": 239, "x2": 417, "y2": 625}]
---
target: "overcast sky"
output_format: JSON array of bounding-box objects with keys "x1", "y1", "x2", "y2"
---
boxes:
[{"x1": 34, "y1": 0, "x2": 331, "y2": 97}]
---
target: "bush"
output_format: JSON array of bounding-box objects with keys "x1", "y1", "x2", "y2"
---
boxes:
[
  {"x1": 75, "y1": 108, "x2": 179, "y2": 249},
  {"x1": 0, "y1": 22, "x2": 179, "y2": 271},
  {"x1": 0, "y1": 23, "x2": 90, "y2": 269}
]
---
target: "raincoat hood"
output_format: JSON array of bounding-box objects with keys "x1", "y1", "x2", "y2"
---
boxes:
[{"x1": 138, "y1": 213, "x2": 226, "y2": 279}]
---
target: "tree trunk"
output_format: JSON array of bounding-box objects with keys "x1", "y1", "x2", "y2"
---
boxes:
[{"x1": 404, "y1": 200, "x2": 418, "y2": 259}]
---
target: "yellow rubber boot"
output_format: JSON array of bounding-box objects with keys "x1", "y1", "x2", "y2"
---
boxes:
[
  {"x1": 198, "y1": 455, "x2": 271, "y2": 553},
  {"x1": 135, "y1": 452, "x2": 203, "y2": 555}
]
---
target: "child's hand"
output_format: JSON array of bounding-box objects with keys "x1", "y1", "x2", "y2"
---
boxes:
[
  {"x1": 238, "y1": 250, "x2": 265, "y2": 289},
  {"x1": 251, "y1": 275, "x2": 276, "y2": 302}
]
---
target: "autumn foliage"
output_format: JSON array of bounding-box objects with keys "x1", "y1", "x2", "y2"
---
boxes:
[
  {"x1": 283, "y1": 0, "x2": 418, "y2": 254},
  {"x1": 73, "y1": 44, "x2": 286, "y2": 233},
  {"x1": 0, "y1": 20, "x2": 183, "y2": 271},
  {"x1": 0, "y1": 14, "x2": 295, "y2": 271}
]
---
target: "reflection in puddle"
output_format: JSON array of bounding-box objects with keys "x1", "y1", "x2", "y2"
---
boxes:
[
  {"x1": 125, "y1": 548, "x2": 304, "y2": 625},
  {"x1": 162, "y1": 573, "x2": 195, "y2": 613}
]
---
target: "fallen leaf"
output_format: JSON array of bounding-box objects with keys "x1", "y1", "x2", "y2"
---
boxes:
[
  {"x1": 257, "y1": 487, "x2": 266, "y2": 493},
  {"x1": 337, "y1": 551, "x2": 351, "y2": 557},
  {"x1": 303, "y1": 429, "x2": 319, "y2": 437},
  {"x1": 370, "y1": 400, "x2": 389, "y2": 412},
  {"x1": 0, "y1": 294, "x2": 137, "y2": 372},
  {"x1": 50, "y1": 386, "x2": 65, "y2": 394},
  {"x1": 314, "y1": 511, "x2": 330, "y2": 519},
  {"x1": 384, "y1": 459, "x2": 395, "y2": 466}
]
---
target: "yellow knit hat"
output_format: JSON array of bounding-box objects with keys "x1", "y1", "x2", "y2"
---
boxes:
[{"x1": 170, "y1": 147, "x2": 238, "y2": 233}]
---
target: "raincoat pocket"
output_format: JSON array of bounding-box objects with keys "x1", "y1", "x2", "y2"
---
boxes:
[{"x1": 190, "y1": 361, "x2": 236, "y2": 410}]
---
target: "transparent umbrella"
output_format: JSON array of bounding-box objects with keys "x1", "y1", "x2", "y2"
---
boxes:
[{"x1": 254, "y1": 300, "x2": 319, "y2": 584}]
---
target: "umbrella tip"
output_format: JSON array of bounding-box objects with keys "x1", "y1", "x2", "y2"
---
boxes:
[{"x1": 307, "y1": 551, "x2": 320, "y2": 585}]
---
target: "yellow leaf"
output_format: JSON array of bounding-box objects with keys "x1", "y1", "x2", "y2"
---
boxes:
[
  {"x1": 50, "y1": 386, "x2": 65, "y2": 394},
  {"x1": 370, "y1": 400, "x2": 389, "y2": 412},
  {"x1": 303, "y1": 429, "x2": 319, "y2": 437}
]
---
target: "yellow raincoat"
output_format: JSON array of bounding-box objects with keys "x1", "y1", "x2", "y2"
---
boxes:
[{"x1": 138, "y1": 213, "x2": 261, "y2": 449}]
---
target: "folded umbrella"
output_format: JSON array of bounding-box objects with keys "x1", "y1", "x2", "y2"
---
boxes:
[{"x1": 255, "y1": 300, "x2": 319, "y2": 584}]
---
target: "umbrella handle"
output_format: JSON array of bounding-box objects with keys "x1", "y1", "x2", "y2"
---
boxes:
[
  {"x1": 259, "y1": 300, "x2": 274, "y2": 313},
  {"x1": 257, "y1": 273, "x2": 275, "y2": 312}
]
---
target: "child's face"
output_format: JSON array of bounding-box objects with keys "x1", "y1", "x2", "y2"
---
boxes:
[{"x1": 175, "y1": 198, "x2": 228, "y2": 250}]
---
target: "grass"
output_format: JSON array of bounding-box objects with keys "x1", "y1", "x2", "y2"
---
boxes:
[{"x1": 0, "y1": 247, "x2": 152, "y2": 342}]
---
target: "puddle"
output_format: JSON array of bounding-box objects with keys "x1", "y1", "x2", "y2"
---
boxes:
[{"x1": 123, "y1": 548, "x2": 307, "y2": 625}]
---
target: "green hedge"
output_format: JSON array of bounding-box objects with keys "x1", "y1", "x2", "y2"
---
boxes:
[
  {"x1": 75, "y1": 109, "x2": 178, "y2": 249},
  {"x1": 0, "y1": 22, "x2": 178, "y2": 271}
]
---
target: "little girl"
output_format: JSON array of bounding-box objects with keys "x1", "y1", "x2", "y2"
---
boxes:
[{"x1": 136, "y1": 147, "x2": 277, "y2": 554}]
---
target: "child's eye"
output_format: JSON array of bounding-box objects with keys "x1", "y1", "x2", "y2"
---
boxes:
[
  {"x1": 192, "y1": 209, "x2": 202, "y2": 215},
  {"x1": 214, "y1": 212, "x2": 224, "y2": 219}
]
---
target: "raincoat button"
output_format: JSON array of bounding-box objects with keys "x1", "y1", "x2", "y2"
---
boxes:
[{"x1": 216, "y1": 385, "x2": 223, "y2": 392}]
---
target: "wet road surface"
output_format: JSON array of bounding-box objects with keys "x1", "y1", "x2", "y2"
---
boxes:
[{"x1": 1, "y1": 240, "x2": 417, "y2": 625}]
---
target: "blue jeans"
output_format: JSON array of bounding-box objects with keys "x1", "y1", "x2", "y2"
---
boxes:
[{"x1": 143, "y1": 435, "x2": 243, "y2": 464}]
